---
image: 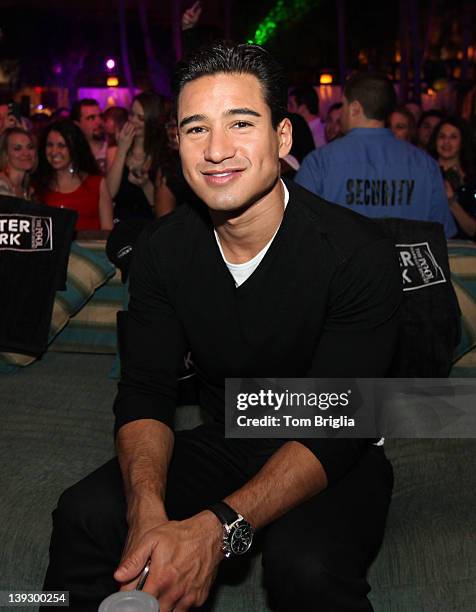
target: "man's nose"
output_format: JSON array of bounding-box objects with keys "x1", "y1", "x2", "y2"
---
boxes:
[{"x1": 204, "y1": 129, "x2": 235, "y2": 163}]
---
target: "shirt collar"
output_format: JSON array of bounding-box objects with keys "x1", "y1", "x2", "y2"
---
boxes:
[{"x1": 346, "y1": 127, "x2": 393, "y2": 138}]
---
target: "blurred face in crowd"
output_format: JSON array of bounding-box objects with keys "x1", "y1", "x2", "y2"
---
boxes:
[
  {"x1": 405, "y1": 102, "x2": 422, "y2": 123},
  {"x1": 6, "y1": 132, "x2": 36, "y2": 172},
  {"x1": 436, "y1": 123, "x2": 461, "y2": 165},
  {"x1": 129, "y1": 100, "x2": 145, "y2": 138},
  {"x1": 325, "y1": 107, "x2": 342, "y2": 142},
  {"x1": 0, "y1": 104, "x2": 8, "y2": 134},
  {"x1": 46, "y1": 130, "x2": 72, "y2": 172},
  {"x1": 165, "y1": 118, "x2": 179, "y2": 151},
  {"x1": 287, "y1": 95, "x2": 298, "y2": 114},
  {"x1": 177, "y1": 72, "x2": 291, "y2": 213},
  {"x1": 418, "y1": 115, "x2": 440, "y2": 149},
  {"x1": 77, "y1": 104, "x2": 104, "y2": 142},
  {"x1": 104, "y1": 116, "x2": 117, "y2": 136},
  {"x1": 390, "y1": 111, "x2": 411, "y2": 141}
]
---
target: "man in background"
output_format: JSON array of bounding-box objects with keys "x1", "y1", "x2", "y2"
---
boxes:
[
  {"x1": 71, "y1": 98, "x2": 107, "y2": 173},
  {"x1": 295, "y1": 72, "x2": 456, "y2": 238},
  {"x1": 288, "y1": 85, "x2": 326, "y2": 148},
  {"x1": 324, "y1": 102, "x2": 343, "y2": 143}
]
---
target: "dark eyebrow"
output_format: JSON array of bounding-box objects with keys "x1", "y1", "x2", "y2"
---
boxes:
[
  {"x1": 225, "y1": 108, "x2": 261, "y2": 118},
  {"x1": 179, "y1": 108, "x2": 262, "y2": 130},
  {"x1": 179, "y1": 114, "x2": 207, "y2": 129}
]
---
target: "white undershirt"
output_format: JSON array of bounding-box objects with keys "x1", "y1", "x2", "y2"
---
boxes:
[{"x1": 214, "y1": 180, "x2": 289, "y2": 287}]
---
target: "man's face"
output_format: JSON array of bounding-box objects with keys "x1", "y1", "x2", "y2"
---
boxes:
[
  {"x1": 78, "y1": 104, "x2": 104, "y2": 141},
  {"x1": 325, "y1": 107, "x2": 342, "y2": 142},
  {"x1": 418, "y1": 115, "x2": 440, "y2": 149},
  {"x1": 177, "y1": 72, "x2": 291, "y2": 213},
  {"x1": 390, "y1": 111, "x2": 410, "y2": 141}
]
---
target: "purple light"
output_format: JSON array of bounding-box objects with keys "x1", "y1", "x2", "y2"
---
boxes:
[{"x1": 106, "y1": 58, "x2": 116, "y2": 70}]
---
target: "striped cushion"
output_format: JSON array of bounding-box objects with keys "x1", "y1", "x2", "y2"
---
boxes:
[{"x1": 448, "y1": 241, "x2": 476, "y2": 364}]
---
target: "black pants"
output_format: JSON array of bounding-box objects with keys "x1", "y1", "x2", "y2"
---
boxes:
[{"x1": 42, "y1": 424, "x2": 393, "y2": 611}]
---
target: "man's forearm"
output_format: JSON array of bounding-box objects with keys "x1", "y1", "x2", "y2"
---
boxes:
[
  {"x1": 116, "y1": 419, "x2": 174, "y2": 520},
  {"x1": 224, "y1": 441, "x2": 328, "y2": 530}
]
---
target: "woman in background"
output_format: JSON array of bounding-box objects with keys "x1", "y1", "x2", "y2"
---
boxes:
[
  {"x1": 154, "y1": 110, "x2": 204, "y2": 217},
  {"x1": 35, "y1": 119, "x2": 113, "y2": 231},
  {"x1": 106, "y1": 91, "x2": 165, "y2": 222},
  {"x1": 429, "y1": 117, "x2": 476, "y2": 239},
  {"x1": 0, "y1": 127, "x2": 36, "y2": 200}
]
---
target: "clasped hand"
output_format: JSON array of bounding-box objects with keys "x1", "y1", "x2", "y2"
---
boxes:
[{"x1": 114, "y1": 511, "x2": 223, "y2": 612}]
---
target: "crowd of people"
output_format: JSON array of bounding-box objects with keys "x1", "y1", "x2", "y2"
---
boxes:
[{"x1": 0, "y1": 68, "x2": 475, "y2": 240}]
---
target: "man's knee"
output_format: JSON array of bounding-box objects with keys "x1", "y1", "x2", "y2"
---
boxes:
[
  {"x1": 53, "y1": 462, "x2": 126, "y2": 534},
  {"x1": 263, "y1": 550, "x2": 333, "y2": 601},
  {"x1": 262, "y1": 549, "x2": 370, "y2": 611}
]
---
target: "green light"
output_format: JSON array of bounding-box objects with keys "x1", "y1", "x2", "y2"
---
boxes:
[{"x1": 249, "y1": 0, "x2": 316, "y2": 46}]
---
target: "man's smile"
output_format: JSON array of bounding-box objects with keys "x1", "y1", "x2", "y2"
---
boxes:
[{"x1": 201, "y1": 168, "x2": 245, "y2": 185}]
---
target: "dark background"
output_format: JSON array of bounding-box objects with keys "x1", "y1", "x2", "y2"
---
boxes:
[{"x1": 0, "y1": 0, "x2": 474, "y2": 96}]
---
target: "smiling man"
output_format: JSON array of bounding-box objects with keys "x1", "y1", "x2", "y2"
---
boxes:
[
  {"x1": 71, "y1": 98, "x2": 107, "y2": 173},
  {"x1": 42, "y1": 43, "x2": 402, "y2": 612}
]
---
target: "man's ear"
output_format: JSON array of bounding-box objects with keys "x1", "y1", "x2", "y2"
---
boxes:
[{"x1": 277, "y1": 117, "x2": 293, "y2": 159}]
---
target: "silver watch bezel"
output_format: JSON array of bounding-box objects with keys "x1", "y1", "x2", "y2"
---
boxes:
[{"x1": 221, "y1": 514, "x2": 254, "y2": 558}]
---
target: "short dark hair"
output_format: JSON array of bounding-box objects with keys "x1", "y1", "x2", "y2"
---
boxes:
[
  {"x1": 34, "y1": 119, "x2": 100, "y2": 190},
  {"x1": 70, "y1": 98, "x2": 100, "y2": 122},
  {"x1": 343, "y1": 72, "x2": 396, "y2": 121},
  {"x1": 428, "y1": 116, "x2": 474, "y2": 178},
  {"x1": 172, "y1": 41, "x2": 287, "y2": 128},
  {"x1": 289, "y1": 85, "x2": 320, "y2": 116}
]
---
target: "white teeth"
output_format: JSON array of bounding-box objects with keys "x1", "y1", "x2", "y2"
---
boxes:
[{"x1": 212, "y1": 172, "x2": 231, "y2": 177}]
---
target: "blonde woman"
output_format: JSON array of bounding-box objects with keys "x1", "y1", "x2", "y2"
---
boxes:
[{"x1": 0, "y1": 127, "x2": 36, "y2": 200}]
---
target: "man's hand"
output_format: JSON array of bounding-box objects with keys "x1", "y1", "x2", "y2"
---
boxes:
[{"x1": 115, "y1": 511, "x2": 223, "y2": 612}]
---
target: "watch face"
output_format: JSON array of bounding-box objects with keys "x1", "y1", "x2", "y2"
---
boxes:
[{"x1": 230, "y1": 522, "x2": 253, "y2": 555}]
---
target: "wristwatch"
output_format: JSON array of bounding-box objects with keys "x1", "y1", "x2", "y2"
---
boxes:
[{"x1": 207, "y1": 501, "x2": 254, "y2": 558}]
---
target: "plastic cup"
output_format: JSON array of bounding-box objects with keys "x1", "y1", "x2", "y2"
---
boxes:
[{"x1": 98, "y1": 590, "x2": 159, "y2": 611}]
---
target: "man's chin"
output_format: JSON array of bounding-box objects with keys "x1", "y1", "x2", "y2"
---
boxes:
[{"x1": 197, "y1": 192, "x2": 248, "y2": 214}]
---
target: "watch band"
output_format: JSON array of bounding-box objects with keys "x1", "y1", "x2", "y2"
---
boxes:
[{"x1": 208, "y1": 501, "x2": 240, "y2": 526}]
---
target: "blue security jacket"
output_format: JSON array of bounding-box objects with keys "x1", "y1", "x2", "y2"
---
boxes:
[{"x1": 295, "y1": 128, "x2": 457, "y2": 238}]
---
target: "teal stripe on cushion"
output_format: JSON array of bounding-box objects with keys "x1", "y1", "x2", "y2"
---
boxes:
[
  {"x1": 449, "y1": 243, "x2": 476, "y2": 364},
  {"x1": 86, "y1": 283, "x2": 124, "y2": 303}
]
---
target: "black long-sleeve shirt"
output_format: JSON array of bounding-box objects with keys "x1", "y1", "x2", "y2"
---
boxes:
[{"x1": 114, "y1": 180, "x2": 402, "y2": 482}]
